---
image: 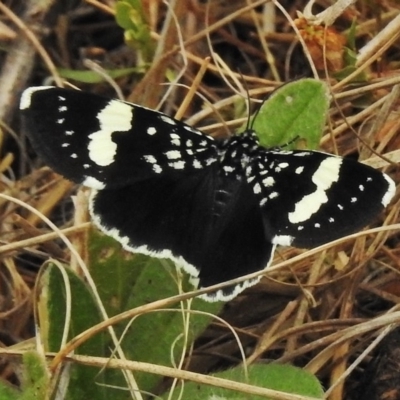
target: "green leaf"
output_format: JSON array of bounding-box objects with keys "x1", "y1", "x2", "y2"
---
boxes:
[
  {"x1": 334, "y1": 21, "x2": 368, "y2": 82},
  {"x1": 88, "y1": 230, "x2": 144, "y2": 317},
  {"x1": 37, "y1": 263, "x2": 111, "y2": 400},
  {"x1": 57, "y1": 67, "x2": 144, "y2": 84},
  {"x1": 0, "y1": 380, "x2": 19, "y2": 400},
  {"x1": 115, "y1": 0, "x2": 154, "y2": 61},
  {"x1": 346, "y1": 19, "x2": 357, "y2": 53},
  {"x1": 251, "y1": 79, "x2": 330, "y2": 150},
  {"x1": 121, "y1": 258, "x2": 223, "y2": 393},
  {"x1": 343, "y1": 47, "x2": 358, "y2": 68},
  {"x1": 19, "y1": 351, "x2": 49, "y2": 400},
  {"x1": 333, "y1": 62, "x2": 367, "y2": 82},
  {"x1": 115, "y1": 1, "x2": 136, "y2": 30},
  {"x1": 163, "y1": 364, "x2": 324, "y2": 399}
]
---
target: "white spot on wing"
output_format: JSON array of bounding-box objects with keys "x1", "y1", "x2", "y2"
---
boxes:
[
  {"x1": 288, "y1": 157, "x2": 342, "y2": 224},
  {"x1": 206, "y1": 158, "x2": 215, "y2": 166},
  {"x1": 82, "y1": 176, "x2": 105, "y2": 189},
  {"x1": 165, "y1": 150, "x2": 181, "y2": 160},
  {"x1": 169, "y1": 161, "x2": 185, "y2": 169},
  {"x1": 193, "y1": 160, "x2": 202, "y2": 169},
  {"x1": 144, "y1": 155, "x2": 157, "y2": 164},
  {"x1": 295, "y1": 166, "x2": 304, "y2": 174},
  {"x1": 153, "y1": 164, "x2": 162, "y2": 173},
  {"x1": 253, "y1": 183, "x2": 261, "y2": 194},
  {"x1": 262, "y1": 177, "x2": 275, "y2": 187},
  {"x1": 160, "y1": 115, "x2": 176, "y2": 126},
  {"x1": 19, "y1": 86, "x2": 54, "y2": 110},
  {"x1": 170, "y1": 133, "x2": 180, "y2": 145},
  {"x1": 224, "y1": 165, "x2": 234, "y2": 173},
  {"x1": 88, "y1": 100, "x2": 133, "y2": 166},
  {"x1": 269, "y1": 192, "x2": 279, "y2": 199},
  {"x1": 271, "y1": 150, "x2": 293, "y2": 155},
  {"x1": 184, "y1": 125, "x2": 201, "y2": 134},
  {"x1": 147, "y1": 127, "x2": 156, "y2": 135},
  {"x1": 382, "y1": 174, "x2": 395, "y2": 207},
  {"x1": 272, "y1": 234, "x2": 294, "y2": 246}
]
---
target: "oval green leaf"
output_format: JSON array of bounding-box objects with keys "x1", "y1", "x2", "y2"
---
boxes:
[{"x1": 251, "y1": 79, "x2": 330, "y2": 150}]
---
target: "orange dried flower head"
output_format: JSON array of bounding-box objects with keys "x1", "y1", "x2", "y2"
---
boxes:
[{"x1": 295, "y1": 18, "x2": 347, "y2": 72}]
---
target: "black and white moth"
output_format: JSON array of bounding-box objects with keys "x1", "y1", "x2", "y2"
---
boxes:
[{"x1": 20, "y1": 86, "x2": 396, "y2": 301}]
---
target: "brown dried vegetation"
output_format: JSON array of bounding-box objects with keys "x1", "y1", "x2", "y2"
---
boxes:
[{"x1": 0, "y1": 1, "x2": 400, "y2": 399}]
